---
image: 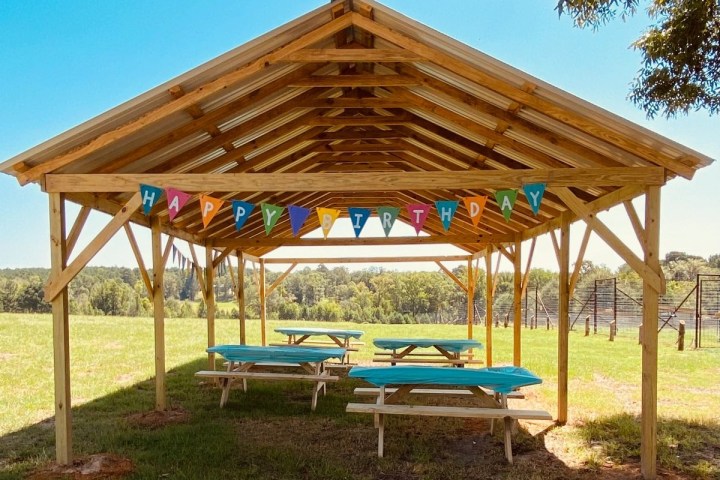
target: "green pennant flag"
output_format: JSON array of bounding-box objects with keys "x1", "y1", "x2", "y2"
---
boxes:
[
  {"x1": 495, "y1": 189, "x2": 518, "y2": 222},
  {"x1": 260, "y1": 203, "x2": 284, "y2": 235},
  {"x1": 376, "y1": 206, "x2": 400, "y2": 237}
]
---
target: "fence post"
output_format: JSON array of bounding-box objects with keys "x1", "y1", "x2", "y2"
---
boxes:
[
  {"x1": 609, "y1": 320, "x2": 616, "y2": 341},
  {"x1": 678, "y1": 320, "x2": 685, "y2": 351},
  {"x1": 494, "y1": 313, "x2": 499, "y2": 328},
  {"x1": 585, "y1": 315, "x2": 590, "y2": 336},
  {"x1": 594, "y1": 316, "x2": 597, "y2": 334},
  {"x1": 546, "y1": 316, "x2": 550, "y2": 330},
  {"x1": 503, "y1": 313, "x2": 509, "y2": 328},
  {"x1": 638, "y1": 324, "x2": 643, "y2": 345},
  {"x1": 530, "y1": 315, "x2": 535, "y2": 330}
]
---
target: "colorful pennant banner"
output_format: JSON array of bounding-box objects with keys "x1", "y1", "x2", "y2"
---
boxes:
[
  {"x1": 288, "y1": 205, "x2": 311, "y2": 236},
  {"x1": 140, "y1": 184, "x2": 163, "y2": 216},
  {"x1": 261, "y1": 203, "x2": 284, "y2": 235},
  {"x1": 406, "y1": 203, "x2": 431, "y2": 235},
  {"x1": 166, "y1": 188, "x2": 191, "y2": 222},
  {"x1": 317, "y1": 207, "x2": 341, "y2": 239},
  {"x1": 199, "y1": 195, "x2": 224, "y2": 228},
  {"x1": 348, "y1": 207, "x2": 371, "y2": 238},
  {"x1": 463, "y1": 196, "x2": 488, "y2": 226},
  {"x1": 377, "y1": 206, "x2": 400, "y2": 237},
  {"x1": 435, "y1": 200, "x2": 459, "y2": 231},
  {"x1": 523, "y1": 183, "x2": 546, "y2": 216},
  {"x1": 232, "y1": 200, "x2": 255, "y2": 232},
  {"x1": 495, "y1": 189, "x2": 518, "y2": 222}
]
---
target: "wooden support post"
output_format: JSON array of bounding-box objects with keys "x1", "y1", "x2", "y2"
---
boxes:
[
  {"x1": 678, "y1": 321, "x2": 685, "y2": 351},
  {"x1": 504, "y1": 313, "x2": 509, "y2": 328},
  {"x1": 638, "y1": 324, "x2": 643, "y2": 345},
  {"x1": 558, "y1": 217, "x2": 570, "y2": 425},
  {"x1": 495, "y1": 314, "x2": 499, "y2": 328},
  {"x1": 485, "y1": 248, "x2": 493, "y2": 367},
  {"x1": 641, "y1": 186, "x2": 661, "y2": 480},
  {"x1": 205, "y1": 245, "x2": 216, "y2": 369},
  {"x1": 49, "y1": 193, "x2": 72, "y2": 464},
  {"x1": 594, "y1": 315, "x2": 598, "y2": 334},
  {"x1": 467, "y1": 258, "x2": 474, "y2": 341},
  {"x1": 609, "y1": 321, "x2": 617, "y2": 341},
  {"x1": 513, "y1": 236, "x2": 522, "y2": 366},
  {"x1": 237, "y1": 251, "x2": 246, "y2": 344},
  {"x1": 260, "y1": 258, "x2": 267, "y2": 346},
  {"x1": 151, "y1": 217, "x2": 166, "y2": 411},
  {"x1": 585, "y1": 316, "x2": 590, "y2": 336}
]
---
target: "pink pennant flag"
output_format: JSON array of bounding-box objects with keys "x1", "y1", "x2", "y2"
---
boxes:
[
  {"x1": 406, "y1": 203, "x2": 431, "y2": 235},
  {"x1": 166, "y1": 188, "x2": 192, "y2": 222}
]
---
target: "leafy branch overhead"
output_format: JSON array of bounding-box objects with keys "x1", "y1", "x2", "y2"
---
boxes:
[{"x1": 556, "y1": 0, "x2": 720, "y2": 118}]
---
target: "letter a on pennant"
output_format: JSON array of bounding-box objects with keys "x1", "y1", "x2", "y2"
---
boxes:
[
  {"x1": 140, "y1": 184, "x2": 163, "y2": 216},
  {"x1": 495, "y1": 189, "x2": 518, "y2": 222},
  {"x1": 232, "y1": 200, "x2": 255, "y2": 232},
  {"x1": 288, "y1": 205, "x2": 311, "y2": 236},
  {"x1": 199, "y1": 195, "x2": 224, "y2": 228},
  {"x1": 348, "y1": 207, "x2": 371, "y2": 238},
  {"x1": 165, "y1": 188, "x2": 191, "y2": 222},
  {"x1": 405, "y1": 203, "x2": 431, "y2": 235},
  {"x1": 435, "y1": 200, "x2": 459, "y2": 231},
  {"x1": 316, "y1": 207, "x2": 340, "y2": 239},
  {"x1": 376, "y1": 206, "x2": 400, "y2": 237},
  {"x1": 260, "y1": 203, "x2": 284, "y2": 235},
  {"x1": 463, "y1": 196, "x2": 487, "y2": 226},
  {"x1": 522, "y1": 183, "x2": 546, "y2": 216}
]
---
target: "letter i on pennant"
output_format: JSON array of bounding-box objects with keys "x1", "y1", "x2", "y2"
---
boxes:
[{"x1": 348, "y1": 207, "x2": 371, "y2": 238}]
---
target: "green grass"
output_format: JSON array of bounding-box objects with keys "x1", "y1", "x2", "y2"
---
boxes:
[{"x1": 1, "y1": 313, "x2": 719, "y2": 479}]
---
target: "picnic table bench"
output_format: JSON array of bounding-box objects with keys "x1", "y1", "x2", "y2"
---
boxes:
[
  {"x1": 272, "y1": 327, "x2": 365, "y2": 364},
  {"x1": 346, "y1": 365, "x2": 552, "y2": 463},
  {"x1": 372, "y1": 337, "x2": 483, "y2": 367}
]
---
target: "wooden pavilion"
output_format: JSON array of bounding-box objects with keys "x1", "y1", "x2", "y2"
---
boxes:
[{"x1": 0, "y1": 1, "x2": 714, "y2": 478}]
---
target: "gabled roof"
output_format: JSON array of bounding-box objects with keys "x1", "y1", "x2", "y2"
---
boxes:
[{"x1": 1, "y1": 0, "x2": 713, "y2": 258}]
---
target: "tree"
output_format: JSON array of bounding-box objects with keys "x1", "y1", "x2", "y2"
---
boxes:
[{"x1": 556, "y1": 0, "x2": 720, "y2": 117}]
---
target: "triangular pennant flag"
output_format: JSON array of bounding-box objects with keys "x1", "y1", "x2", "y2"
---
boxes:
[
  {"x1": 377, "y1": 206, "x2": 400, "y2": 237},
  {"x1": 232, "y1": 200, "x2": 255, "y2": 232},
  {"x1": 406, "y1": 203, "x2": 431, "y2": 235},
  {"x1": 165, "y1": 188, "x2": 191, "y2": 222},
  {"x1": 435, "y1": 200, "x2": 459, "y2": 231},
  {"x1": 348, "y1": 207, "x2": 371, "y2": 238},
  {"x1": 140, "y1": 184, "x2": 163, "y2": 216},
  {"x1": 260, "y1": 203, "x2": 284, "y2": 235},
  {"x1": 172, "y1": 245, "x2": 177, "y2": 265},
  {"x1": 463, "y1": 196, "x2": 488, "y2": 226},
  {"x1": 199, "y1": 194, "x2": 224, "y2": 228},
  {"x1": 523, "y1": 183, "x2": 546, "y2": 216},
  {"x1": 495, "y1": 189, "x2": 518, "y2": 222},
  {"x1": 288, "y1": 205, "x2": 311, "y2": 236},
  {"x1": 316, "y1": 207, "x2": 341, "y2": 239}
]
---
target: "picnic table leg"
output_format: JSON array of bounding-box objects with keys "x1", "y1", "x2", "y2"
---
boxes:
[
  {"x1": 377, "y1": 386, "x2": 385, "y2": 457},
  {"x1": 219, "y1": 361, "x2": 235, "y2": 408},
  {"x1": 500, "y1": 393, "x2": 513, "y2": 464}
]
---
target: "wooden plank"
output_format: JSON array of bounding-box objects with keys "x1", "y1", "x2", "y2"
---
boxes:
[
  {"x1": 259, "y1": 259, "x2": 267, "y2": 346},
  {"x1": 569, "y1": 225, "x2": 592, "y2": 297},
  {"x1": 297, "y1": 98, "x2": 412, "y2": 109},
  {"x1": 214, "y1": 234, "x2": 510, "y2": 248},
  {"x1": 485, "y1": 247, "x2": 493, "y2": 367},
  {"x1": 641, "y1": 186, "x2": 661, "y2": 479},
  {"x1": 49, "y1": 192, "x2": 72, "y2": 464},
  {"x1": 467, "y1": 258, "x2": 474, "y2": 340},
  {"x1": 124, "y1": 224, "x2": 153, "y2": 297},
  {"x1": 346, "y1": 403, "x2": 553, "y2": 420},
  {"x1": 314, "y1": 143, "x2": 408, "y2": 152},
  {"x1": 513, "y1": 236, "x2": 522, "y2": 366},
  {"x1": 44, "y1": 193, "x2": 142, "y2": 302},
  {"x1": 151, "y1": 217, "x2": 167, "y2": 411},
  {"x1": 436, "y1": 261, "x2": 467, "y2": 292},
  {"x1": 288, "y1": 74, "x2": 419, "y2": 87},
  {"x1": 353, "y1": 387, "x2": 524, "y2": 399},
  {"x1": 195, "y1": 371, "x2": 339, "y2": 382},
  {"x1": 17, "y1": 13, "x2": 355, "y2": 185},
  {"x1": 266, "y1": 262, "x2": 297, "y2": 296},
  {"x1": 263, "y1": 255, "x2": 469, "y2": 264},
  {"x1": 521, "y1": 237, "x2": 536, "y2": 297},
  {"x1": 554, "y1": 187, "x2": 663, "y2": 293},
  {"x1": 307, "y1": 114, "x2": 411, "y2": 126},
  {"x1": 44, "y1": 167, "x2": 667, "y2": 193},
  {"x1": 237, "y1": 253, "x2": 246, "y2": 344},
  {"x1": 65, "y1": 206, "x2": 91, "y2": 259},
  {"x1": 557, "y1": 216, "x2": 570, "y2": 424},
  {"x1": 281, "y1": 48, "x2": 425, "y2": 62},
  {"x1": 205, "y1": 245, "x2": 216, "y2": 371},
  {"x1": 624, "y1": 200, "x2": 647, "y2": 257}
]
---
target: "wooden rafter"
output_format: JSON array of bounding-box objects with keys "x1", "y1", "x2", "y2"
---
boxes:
[{"x1": 124, "y1": 223, "x2": 153, "y2": 297}]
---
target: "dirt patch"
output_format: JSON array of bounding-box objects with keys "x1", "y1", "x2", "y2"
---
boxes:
[
  {"x1": 124, "y1": 406, "x2": 189, "y2": 429},
  {"x1": 27, "y1": 454, "x2": 133, "y2": 479}
]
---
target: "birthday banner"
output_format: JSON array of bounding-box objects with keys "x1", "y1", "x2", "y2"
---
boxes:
[{"x1": 137, "y1": 183, "x2": 547, "y2": 234}]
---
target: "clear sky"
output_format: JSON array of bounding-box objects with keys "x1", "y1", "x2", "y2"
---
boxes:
[{"x1": 0, "y1": 0, "x2": 717, "y2": 273}]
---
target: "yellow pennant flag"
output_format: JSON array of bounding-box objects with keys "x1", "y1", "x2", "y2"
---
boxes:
[
  {"x1": 316, "y1": 207, "x2": 340, "y2": 239},
  {"x1": 199, "y1": 194, "x2": 224, "y2": 228}
]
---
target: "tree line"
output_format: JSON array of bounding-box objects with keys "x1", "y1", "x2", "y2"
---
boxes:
[{"x1": 1, "y1": 252, "x2": 718, "y2": 323}]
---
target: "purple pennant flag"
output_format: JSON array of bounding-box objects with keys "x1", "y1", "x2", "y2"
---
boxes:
[{"x1": 288, "y1": 205, "x2": 311, "y2": 236}]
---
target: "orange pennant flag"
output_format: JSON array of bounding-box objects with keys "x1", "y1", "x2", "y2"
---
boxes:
[
  {"x1": 463, "y1": 196, "x2": 488, "y2": 227},
  {"x1": 199, "y1": 194, "x2": 224, "y2": 228}
]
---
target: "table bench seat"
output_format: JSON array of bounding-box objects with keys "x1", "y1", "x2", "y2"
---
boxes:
[
  {"x1": 195, "y1": 370, "x2": 339, "y2": 382},
  {"x1": 353, "y1": 387, "x2": 524, "y2": 399},
  {"x1": 346, "y1": 402, "x2": 552, "y2": 420},
  {"x1": 372, "y1": 356, "x2": 484, "y2": 365},
  {"x1": 269, "y1": 342, "x2": 361, "y2": 352}
]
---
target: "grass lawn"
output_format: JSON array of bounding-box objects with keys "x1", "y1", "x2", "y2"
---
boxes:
[{"x1": 0, "y1": 313, "x2": 718, "y2": 479}]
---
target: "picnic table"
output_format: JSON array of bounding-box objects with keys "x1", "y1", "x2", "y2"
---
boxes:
[
  {"x1": 195, "y1": 345, "x2": 346, "y2": 411},
  {"x1": 372, "y1": 337, "x2": 483, "y2": 367},
  {"x1": 346, "y1": 365, "x2": 552, "y2": 463},
  {"x1": 273, "y1": 327, "x2": 365, "y2": 364}
]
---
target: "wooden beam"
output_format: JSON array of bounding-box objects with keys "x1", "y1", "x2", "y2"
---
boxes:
[
  {"x1": 513, "y1": 236, "x2": 522, "y2": 366},
  {"x1": 569, "y1": 224, "x2": 592, "y2": 297},
  {"x1": 641, "y1": 186, "x2": 661, "y2": 479},
  {"x1": 151, "y1": 216, "x2": 167, "y2": 411},
  {"x1": 624, "y1": 200, "x2": 647, "y2": 257},
  {"x1": 485, "y1": 247, "x2": 493, "y2": 367},
  {"x1": 288, "y1": 74, "x2": 419, "y2": 87},
  {"x1": 549, "y1": 229, "x2": 561, "y2": 265},
  {"x1": 554, "y1": 187, "x2": 663, "y2": 293},
  {"x1": 280, "y1": 48, "x2": 425, "y2": 62},
  {"x1": 65, "y1": 206, "x2": 91, "y2": 259},
  {"x1": 211, "y1": 247, "x2": 233, "y2": 269},
  {"x1": 205, "y1": 245, "x2": 216, "y2": 370},
  {"x1": 49, "y1": 192, "x2": 72, "y2": 464},
  {"x1": 213, "y1": 234, "x2": 510, "y2": 248},
  {"x1": 16, "y1": 13, "x2": 354, "y2": 185},
  {"x1": 266, "y1": 263, "x2": 298, "y2": 296},
  {"x1": 263, "y1": 255, "x2": 469, "y2": 264},
  {"x1": 124, "y1": 224, "x2": 153, "y2": 297},
  {"x1": 521, "y1": 237, "x2": 536, "y2": 297},
  {"x1": 44, "y1": 167, "x2": 666, "y2": 193},
  {"x1": 436, "y1": 261, "x2": 467, "y2": 292},
  {"x1": 557, "y1": 215, "x2": 570, "y2": 425},
  {"x1": 467, "y1": 258, "x2": 475, "y2": 341},
  {"x1": 44, "y1": 193, "x2": 142, "y2": 302},
  {"x1": 307, "y1": 114, "x2": 411, "y2": 126},
  {"x1": 297, "y1": 98, "x2": 412, "y2": 109},
  {"x1": 314, "y1": 143, "x2": 408, "y2": 152},
  {"x1": 259, "y1": 259, "x2": 267, "y2": 346},
  {"x1": 237, "y1": 253, "x2": 246, "y2": 344}
]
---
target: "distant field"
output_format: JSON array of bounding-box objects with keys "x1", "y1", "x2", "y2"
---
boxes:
[{"x1": 1, "y1": 313, "x2": 718, "y2": 479}]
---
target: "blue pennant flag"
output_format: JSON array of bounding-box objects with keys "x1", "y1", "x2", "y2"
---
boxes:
[
  {"x1": 348, "y1": 207, "x2": 371, "y2": 238},
  {"x1": 140, "y1": 184, "x2": 163, "y2": 215},
  {"x1": 523, "y1": 183, "x2": 546, "y2": 216},
  {"x1": 288, "y1": 205, "x2": 311, "y2": 236},
  {"x1": 232, "y1": 200, "x2": 255, "y2": 232},
  {"x1": 435, "y1": 200, "x2": 459, "y2": 231}
]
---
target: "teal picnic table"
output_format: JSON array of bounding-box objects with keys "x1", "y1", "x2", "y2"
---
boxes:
[
  {"x1": 274, "y1": 327, "x2": 365, "y2": 363},
  {"x1": 372, "y1": 337, "x2": 483, "y2": 367}
]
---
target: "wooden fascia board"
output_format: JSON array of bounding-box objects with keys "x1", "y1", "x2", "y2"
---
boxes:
[
  {"x1": 44, "y1": 167, "x2": 665, "y2": 193},
  {"x1": 349, "y1": 12, "x2": 698, "y2": 179},
  {"x1": 16, "y1": 13, "x2": 354, "y2": 185},
  {"x1": 44, "y1": 192, "x2": 142, "y2": 301}
]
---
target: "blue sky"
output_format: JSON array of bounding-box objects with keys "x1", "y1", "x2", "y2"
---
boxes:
[{"x1": 0, "y1": 1, "x2": 717, "y2": 272}]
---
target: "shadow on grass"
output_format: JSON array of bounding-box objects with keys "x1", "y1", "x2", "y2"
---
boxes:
[{"x1": 1, "y1": 359, "x2": 717, "y2": 479}]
